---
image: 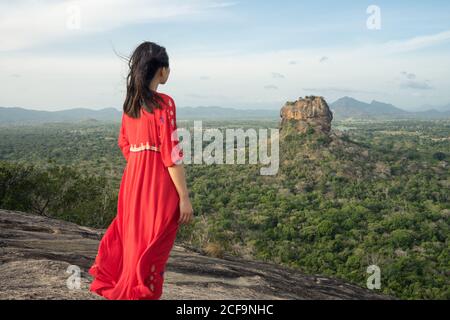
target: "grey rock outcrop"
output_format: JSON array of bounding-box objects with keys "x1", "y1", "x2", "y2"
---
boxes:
[{"x1": 0, "y1": 209, "x2": 390, "y2": 300}]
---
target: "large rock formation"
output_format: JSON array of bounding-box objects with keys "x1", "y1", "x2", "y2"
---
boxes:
[
  {"x1": 0, "y1": 209, "x2": 390, "y2": 300},
  {"x1": 280, "y1": 96, "x2": 333, "y2": 134}
]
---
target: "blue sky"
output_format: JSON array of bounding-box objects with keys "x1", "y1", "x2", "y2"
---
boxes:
[{"x1": 1, "y1": 0, "x2": 450, "y2": 111}]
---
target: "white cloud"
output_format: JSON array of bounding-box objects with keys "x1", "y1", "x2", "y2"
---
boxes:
[
  {"x1": 401, "y1": 71, "x2": 416, "y2": 80},
  {"x1": 0, "y1": 0, "x2": 237, "y2": 51},
  {"x1": 1, "y1": 17, "x2": 450, "y2": 110},
  {"x1": 271, "y1": 72, "x2": 285, "y2": 79},
  {"x1": 399, "y1": 72, "x2": 433, "y2": 90},
  {"x1": 2, "y1": 41, "x2": 449, "y2": 110},
  {"x1": 381, "y1": 29, "x2": 450, "y2": 53},
  {"x1": 303, "y1": 87, "x2": 381, "y2": 95},
  {"x1": 0, "y1": 53, "x2": 126, "y2": 109},
  {"x1": 401, "y1": 80, "x2": 433, "y2": 90}
]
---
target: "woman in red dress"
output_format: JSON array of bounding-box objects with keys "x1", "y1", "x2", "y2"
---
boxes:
[{"x1": 88, "y1": 42, "x2": 194, "y2": 300}]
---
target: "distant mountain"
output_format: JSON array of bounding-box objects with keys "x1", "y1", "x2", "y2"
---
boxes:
[
  {"x1": 2, "y1": 98, "x2": 450, "y2": 125},
  {"x1": 330, "y1": 97, "x2": 407, "y2": 119},
  {"x1": 0, "y1": 106, "x2": 122, "y2": 125},
  {"x1": 330, "y1": 97, "x2": 450, "y2": 120},
  {"x1": 177, "y1": 106, "x2": 278, "y2": 120},
  {"x1": 0, "y1": 105, "x2": 279, "y2": 125},
  {"x1": 440, "y1": 103, "x2": 450, "y2": 111},
  {"x1": 419, "y1": 103, "x2": 450, "y2": 112}
]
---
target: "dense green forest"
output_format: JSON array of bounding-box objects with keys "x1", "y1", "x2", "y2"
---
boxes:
[{"x1": 0, "y1": 119, "x2": 449, "y2": 299}]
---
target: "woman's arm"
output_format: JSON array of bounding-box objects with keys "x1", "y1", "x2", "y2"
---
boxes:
[
  {"x1": 167, "y1": 164, "x2": 193, "y2": 224},
  {"x1": 118, "y1": 114, "x2": 130, "y2": 161}
]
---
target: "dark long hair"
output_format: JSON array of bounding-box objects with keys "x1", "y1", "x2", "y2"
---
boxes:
[{"x1": 122, "y1": 42, "x2": 169, "y2": 118}]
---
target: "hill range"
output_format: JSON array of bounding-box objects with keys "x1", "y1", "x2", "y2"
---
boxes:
[{"x1": 1, "y1": 97, "x2": 449, "y2": 125}]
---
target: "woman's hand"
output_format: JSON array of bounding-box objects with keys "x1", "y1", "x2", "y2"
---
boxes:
[{"x1": 178, "y1": 195, "x2": 194, "y2": 224}]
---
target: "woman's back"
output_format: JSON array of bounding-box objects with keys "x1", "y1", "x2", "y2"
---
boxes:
[{"x1": 119, "y1": 92, "x2": 183, "y2": 167}]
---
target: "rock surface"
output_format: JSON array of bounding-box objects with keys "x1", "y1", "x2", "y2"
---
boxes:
[
  {"x1": 0, "y1": 209, "x2": 390, "y2": 300},
  {"x1": 280, "y1": 96, "x2": 333, "y2": 134}
]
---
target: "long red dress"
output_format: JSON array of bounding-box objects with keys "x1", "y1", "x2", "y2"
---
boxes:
[{"x1": 88, "y1": 92, "x2": 184, "y2": 300}]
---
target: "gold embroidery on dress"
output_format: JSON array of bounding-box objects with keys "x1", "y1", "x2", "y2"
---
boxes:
[{"x1": 129, "y1": 141, "x2": 161, "y2": 152}]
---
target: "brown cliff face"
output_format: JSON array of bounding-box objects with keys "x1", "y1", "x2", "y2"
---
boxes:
[{"x1": 280, "y1": 96, "x2": 333, "y2": 134}]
